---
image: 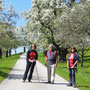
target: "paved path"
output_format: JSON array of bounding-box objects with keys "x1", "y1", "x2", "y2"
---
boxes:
[{"x1": 0, "y1": 54, "x2": 79, "y2": 90}]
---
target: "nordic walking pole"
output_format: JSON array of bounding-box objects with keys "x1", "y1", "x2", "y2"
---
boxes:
[{"x1": 36, "y1": 61, "x2": 40, "y2": 83}]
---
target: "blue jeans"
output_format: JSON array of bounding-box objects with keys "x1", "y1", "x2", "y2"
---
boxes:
[{"x1": 69, "y1": 68, "x2": 75, "y2": 85}]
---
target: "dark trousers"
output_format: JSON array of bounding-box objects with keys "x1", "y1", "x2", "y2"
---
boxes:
[
  {"x1": 23, "y1": 61, "x2": 36, "y2": 81},
  {"x1": 69, "y1": 68, "x2": 75, "y2": 85}
]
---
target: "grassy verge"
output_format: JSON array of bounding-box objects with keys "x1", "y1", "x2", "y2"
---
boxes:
[
  {"x1": 38, "y1": 50, "x2": 90, "y2": 90},
  {"x1": 0, "y1": 53, "x2": 23, "y2": 83}
]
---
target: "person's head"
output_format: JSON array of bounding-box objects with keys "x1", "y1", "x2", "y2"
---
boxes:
[
  {"x1": 31, "y1": 44, "x2": 36, "y2": 50},
  {"x1": 70, "y1": 46, "x2": 77, "y2": 53},
  {"x1": 49, "y1": 44, "x2": 53, "y2": 51}
]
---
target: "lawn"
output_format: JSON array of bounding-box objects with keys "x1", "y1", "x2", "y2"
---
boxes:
[
  {"x1": 0, "y1": 53, "x2": 23, "y2": 83},
  {"x1": 38, "y1": 50, "x2": 90, "y2": 90}
]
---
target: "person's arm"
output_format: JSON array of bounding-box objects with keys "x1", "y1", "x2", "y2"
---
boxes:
[
  {"x1": 45, "y1": 53, "x2": 48, "y2": 66},
  {"x1": 71, "y1": 53, "x2": 79, "y2": 68},
  {"x1": 26, "y1": 50, "x2": 30, "y2": 62},
  {"x1": 45, "y1": 58, "x2": 48, "y2": 66},
  {"x1": 67, "y1": 54, "x2": 70, "y2": 69},
  {"x1": 35, "y1": 51, "x2": 38, "y2": 60},
  {"x1": 67, "y1": 60, "x2": 70, "y2": 69},
  {"x1": 71, "y1": 60, "x2": 78, "y2": 68},
  {"x1": 55, "y1": 52, "x2": 58, "y2": 68}
]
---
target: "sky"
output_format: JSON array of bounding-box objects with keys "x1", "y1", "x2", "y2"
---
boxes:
[
  {"x1": 4, "y1": 0, "x2": 32, "y2": 27},
  {"x1": 66, "y1": 0, "x2": 80, "y2": 3}
]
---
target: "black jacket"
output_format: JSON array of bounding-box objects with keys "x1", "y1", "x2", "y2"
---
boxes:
[{"x1": 26, "y1": 49, "x2": 38, "y2": 62}]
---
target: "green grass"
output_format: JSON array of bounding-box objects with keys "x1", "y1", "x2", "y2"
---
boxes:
[
  {"x1": 38, "y1": 50, "x2": 90, "y2": 90},
  {"x1": 0, "y1": 53, "x2": 23, "y2": 83}
]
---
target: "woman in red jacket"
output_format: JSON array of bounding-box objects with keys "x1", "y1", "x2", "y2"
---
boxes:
[
  {"x1": 67, "y1": 46, "x2": 79, "y2": 88},
  {"x1": 23, "y1": 44, "x2": 38, "y2": 82}
]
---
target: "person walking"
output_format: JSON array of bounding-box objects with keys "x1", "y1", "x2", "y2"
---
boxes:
[
  {"x1": 67, "y1": 46, "x2": 79, "y2": 88},
  {"x1": 45, "y1": 44, "x2": 58, "y2": 84},
  {"x1": 23, "y1": 44, "x2": 38, "y2": 82}
]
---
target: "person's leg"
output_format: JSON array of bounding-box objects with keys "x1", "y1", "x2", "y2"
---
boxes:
[
  {"x1": 28, "y1": 62, "x2": 36, "y2": 82},
  {"x1": 51, "y1": 64, "x2": 55, "y2": 84},
  {"x1": 68, "y1": 69, "x2": 72, "y2": 85},
  {"x1": 72, "y1": 69, "x2": 75, "y2": 87},
  {"x1": 47, "y1": 64, "x2": 51, "y2": 83},
  {"x1": 23, "y1": 62, "x2": 31, "y2": 81}
]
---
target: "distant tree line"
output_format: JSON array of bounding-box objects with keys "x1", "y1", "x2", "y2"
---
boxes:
[{"x1": 0, "y1": 0, "x2": 21, "y2": 58}]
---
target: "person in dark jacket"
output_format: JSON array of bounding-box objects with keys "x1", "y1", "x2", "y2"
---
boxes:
[
  {"x1": 23, "y1": 44, "x2": 38, "y2": 82},
  {"x1": 67, "y1": 46, "x2": 79, "y2": 88}
]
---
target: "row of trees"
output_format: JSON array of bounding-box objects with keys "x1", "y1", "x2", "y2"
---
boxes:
[
  {"x1": 22, "y1": 0, "x2": 90, "y2": 66},
  {"x1": 0, "y1": 0, "x2": 21, "y2": 58}
]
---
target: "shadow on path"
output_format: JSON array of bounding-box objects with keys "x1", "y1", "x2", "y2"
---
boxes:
[
  {"x1": 41, "y1": 82, "x2": 67, "y2": 85},
  {"x1": 7, "y1": 74, "x2": 23, "y2": 80}
]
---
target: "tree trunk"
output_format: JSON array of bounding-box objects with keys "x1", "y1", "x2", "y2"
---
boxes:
[
  {"x1": 9, "y1": 49, "x2": 11, "y2": 56},
  {"x1": 43, "y1": 50, "x2": 47, "y2": 56},
  {"x1": 15, "y1": 49, "x2": 17, "y2": 54},
  {"x1": 6, "y1": 50, "x2": 8, "y2": 58},
  {"x1": 24, "y1": 46, "x2": 26, "y2": 52},
  {"x1": 0, "y1": 48, "x2": 2, "y2": 59},
  {"x1": 59, "y1": 48, "x2": 68, "y2": 62},
  {"x1": 81, "y1": 50, "x2": 84, "y2": 67},
  {"x1": 80, "y1": 40, "x2": 84, "y2": 67}
]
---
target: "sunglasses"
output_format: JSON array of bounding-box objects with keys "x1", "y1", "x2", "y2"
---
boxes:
[{"x1": 71, "y1": 48, "x2": 75, "y2": 49}]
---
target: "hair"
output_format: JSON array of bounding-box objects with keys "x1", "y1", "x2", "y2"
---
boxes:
[
  {"x1": 49, "y1": 44, "x2": 53, "y2": 48},
  {"x1": 31, "y1": 44, "x2": 36, "y2": 49},
  {"x1": 70, "y1": 46, "x2": 77, "y2": 53}
]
